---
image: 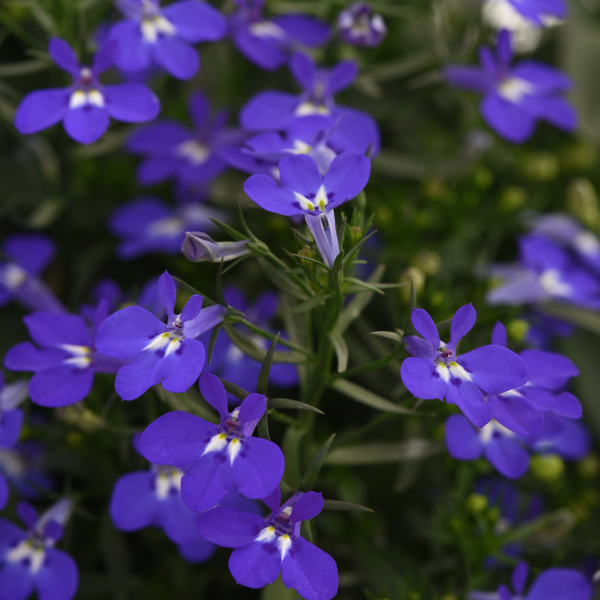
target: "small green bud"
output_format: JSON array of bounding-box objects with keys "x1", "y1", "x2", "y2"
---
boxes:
[
  {"x1": 530, "y1": 454, "x2": 565, "y2": 482},
  {"x1": 522, "y1": 152, "x2": 559, "y2": 181},
  {"x1": 56, "y1": 403, "x2": 106, "y2": 432},
  {"x1": 441, "y1": 595, "x2": 458, "y2": 600},
  {"x1": 399, "y1": 267, "x2": 425, "y2": 304},
  {"x1": 499, "y1": 186, "x2": 527, "y2": 212},
  {"x1": 577, "y1": 455, "x2": 600, "y2": 479},
  {"x1": 507, "y1": 319, "x2": 530, "y2": 342},
  {"x1": 473, "y1": 166, "x2": 493, "y2": 189},
  {"x1": 297, "y1": 246, "x2": 317, "y2": 269},
  {"x1": 349, "y1": 226, "x2": 362, "y2": 248},
  {"x1": 422, "y1": 177, "x2": 446, "y2": 201},
  {"x1": 413, "y1": 250, "x2": 441, "y2": 276},
  {"x1": 466, "y1": 493, "x2": 488, "y2": 514},
  {"x1": 567, "y1": 178, "x2": 600, "y2": 231}
]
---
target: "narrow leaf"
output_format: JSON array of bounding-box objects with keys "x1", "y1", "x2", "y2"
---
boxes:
[
  {"x1": 327, "y1": 329, "x2": 348, "y2": 373},
  {"x1": 209, "y1": 217, "x2": 250, "y2": 241},
  {"x1": 370, "y1": 330, "x2": 404, "y2": 344},
  {"x1": 325, "y1": 439, "x2": 445, "y2": 465},
  {"x1": 322, "y1": 499, "x2": 374, "y2": 513},
  {"x1": 219, "y1": 378, "x2": 249, "y2": 400},
  {"x1": 225, "y1": 325, "x2": 307, "y2": 364},
  {"x1": 268, "y1": 398, "x2": 324, "y2": 414},
  {"x1": 301, "y1": 434, "x2": 336, "y2": 492},
  {"x1": 330, "y1": 379, "x2": 417, "y2": 415},
  {"x1": 207, "y1": 322, "x2": 223, "y2": 366},
  {"x1": 258, "y1": 258, "x2": 307, "y2": 300},
  {"x1": 257, "y1": 333, "x2": 279, "y2": 395},
  {"x1": 343, "y1": 229, "x2": 378, "y2": 267},
  {"x1": 287, "y1": 291, "x2": 330, "y2": 314}
]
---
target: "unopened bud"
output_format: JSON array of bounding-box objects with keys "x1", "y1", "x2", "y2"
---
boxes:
[
  {"x1": 182, "y1": 232, "x2": 250, "y2": 263},
  {"x1": 349, "y1": 226, "x2": 362, "y2": 247},
  {"x1": 522, "y1": 152, "x2": 559, "y2": 181},
  {"x1": 338, "y1": 2, "x2": 387, "y2": 47},
  {"x1": 56, "y1": 403, "x2": 105, "y2": 432},
  {"x1": 400, "y1": 267, "x2": 425, "y2": 303},
  {"x1": 499, "y1": 186, "x2": 527, "y2": 212},
  {"x1": 413, "y1": 250, "x2": 441, "y2": 276},
  {"x1": 297, "y1": 246, "x2": 317, "y2": 269},
  {"x1": 466, "y1": 493, "x2": 488, "y2": 514},
  {"x1": 507, "y1": 319, "x2": 529, "y2": 342},
  {"x1": 530, "y1": 454, "x2": 565, "y2": 482},
  {"x1": 567, "y1": 178, "x2": 600, "y2": 231}
]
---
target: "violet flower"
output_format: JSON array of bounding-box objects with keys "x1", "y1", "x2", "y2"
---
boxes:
[
  {"x1": 469, "y1": 561, "x2": 591, "y2": 600},
  {"x1": 182, "y1": 233, "x2": 250, "y2": 263},
  {"x1": 95, "y1": 271, "x2": 224, "y2": 400},
  {"x1": 524, "y1": 412, "x2": 592, "y2": 460},
  {"x1": 445, "y1": 30, "x2": 576, "y2": 143},
  {"x1": 0, "y1": 499, "x2": 78, "y2": 600},
  {"x1": 243, "y1": 152, "x2": 371, "y2": 267},
  {"x1": 4, "y1": 304, "x2": 124, "y2": 408},
  {"x1": 338, "y1": 3, "x2": 387, "y2": 47},
  {"x1": 127, "y1": 91, "x2": 240, "y2": 186},
  {"x1": 140, "y1": 372, "x2": 285, "y2": 511},
  {"x1": 401, "y1": 304, "x2": 528, "y2": 427},
  {"x1": 229, "y1": 0, "x2": 329, "y2": 71},
  {"x1": 197, "y1": 487, "x2": 338, "y2": 600},
  {"x1": 108, "y1": 0, "x2": 226, "y2": 80},
  {"x1": 0, "y1": 234, "x2": 64, "y2": 314},
  {"x1": 483, "y1": 0, "x2": 567, "y2": 27},
  {"x1": 14, "y1": 38, "x2": 160, "y2": 145},
  {"x1": 240, "y1": 53, "x2": 380, "y2": 157},
  {"x1": 109, "y1": 196, "x2": 223, "y2": 259}
]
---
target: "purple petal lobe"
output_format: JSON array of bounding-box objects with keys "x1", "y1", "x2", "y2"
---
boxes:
[
  {"x1": 29, "y1": 365, "x2": 94, "y2": 407},
  {"x1": 36, "y1": 548, "x2": 79, "y2": 600},
  {"x1": 0, "y1": 561, "x2": 33, "y2": 600},
  {"x1": 520, "y1": 349, "x2": 579, "y2": 389},
  {"x1": 0, "y1": 409, "x2": 24, "y2": 447},
  {"x1": 5, "y1": 234, "x2": 55, "y2": 275},
  {"x1": 49, "y1": 38, "x2": 79, "y2": 75},
  {"x1": 198, "y1": 371, "x2": 228, "y2": 419},
  {"x1": 109, "y1": 471, "x2": 158, "y2": 530},
  {"x1": 491, "y1": 322, "x2": 507, "y2": 347},
  {"x1": 446, "y1": 380, "x2": 492, "y2": 428},
  {"x1": 4, "y1": 343, "x2": 64, "y2": 372},
  {"x1": 181, "y1": 295, "x2": 203, "y2": 322},
  {"x1": 240, "y1": 91, "x2": 299, "y2": 131},
  {"x1": 323, "y1": 152, "x2": 371, "y2": 208},
  {"x1": 14, "y1": 90, "x2": 69, "y2": 134},
  {"x1": 114, "y1": 350, "x2": 164, "y2": 400},
  {"x1": 522, "y1": 388, "x2": 582, "y2": 419},
  {"x1": 481, "y1": 93, "x2": 535, "y2": 144},
  {"x1": 410, "y1": 308, "x2": 440, "y2": 348},
  {"x1": 229, "y1": 541, "x2": 282, "y2": 588},
  {"x1": 181, "y1": 454, "x2": 233, "y2": 512},
  {"x1": 152, "y1": 36, "x2": 199, "y2": 80},
  {"x1": 512, "y1": 562, "x2": 529, "y2": 596},
  {"x1": 24, "y1": 312, "x2": 91, "y2": 348},
  {"x1": 162, "y1": 0, "x2": 226, "y2": 42},
  {"x1": 140, "y1": 411, "x2": 213, "y2": 467},
  {"x1": 445, "y1": 414, "x2": 482, "y2": 460},
  {"x1": 63, "y1": 105, "x2": 110, "y2": 145},
  {"x1": 290, "y1": 53, "x2": 317, "y2": 90},
  {"x1": 238, "y1": 393, "x2": 267, "y2": 429},
  {"x1": 448, "y1": 303, "x2": 476, "y2": 349},
  {"x1": 158, "y1": 271, "x2": 177, "y2": 321},
  {"x1": 103, "y1": 83, "x2": 160, "y2": 122},
  {"x1": 326, "y1": 60, "x2": 358, "y2": 95},
  {"x1": 403, "y1": 335, "x2": 434, "y2": 360},
  {"x1": 161, "y1": 337, "x2": 205, "y2": 393},
  {"x1": 96, "y1": 306, "x2": 166, "y2": 359},
  {"x1": 281, "y1": 537, "x2": 338, "y2": 600},
  {"x1": 196, "y1": 505, "x2": 264, "y2": 547},
  {"x1": 243, "y1": 174, "x2": 302, "y2": 216},
  {"x1": 484, "y1": 436, "x2": 529, "y2": 479},
  {"x1": 458, "y1": 346, "x2": 528, "y2": 394},
  {"x1": 109, "y1": 20, "x2": 150, "y2": 72},
  {"x1": 0, "y1": 475, "x2": 8, "y2": 511},
  {"x1": 488, "y1": 393, "x2": 543, "y2": 435},
  {"x1": 290, "y1": 491, "x2": 323, "y2": 523},
  {"x1": 527, "y1": 569, "x2": 591, "y2": 600},
  {"x1": 400, "y1": 357, "x2": 447, "y2": 400},
  {"x1": 279, "y1": 154, "x2": 322, "y2": 199},
  {"x1": 231, "y1": 437, "x2": 284, "y2": 499}
]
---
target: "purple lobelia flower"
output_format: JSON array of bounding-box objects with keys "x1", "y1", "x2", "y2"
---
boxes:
[
  {"x1": 240, "y1": 53, "x2": 381, "y2": 157},
  {"x1": 0, "y1": 373, "x2": 28, "y2": 510},
  {"x1": 95, "y1": 271, "x2": 224, "y2": 400},
  {"x1": 524, "y1": 412, "x2": 592, "y2": 460},
  {"x1": 229, "y1": 0, "x2": 329, "y2": 71},
  {"x1": 0, "y1": 234, "x2": 63, "y2": 314},
  {"x1": 127, "y1": 91, "x2": 240, "y2": 187},
  {"x1": 483, "y1": 0, "x2": 567, "y2": 27},
  {"x1": 487, "y1": 323, "x2": 581, "y2": 435},
  {"x1": 197, "y1": 487, "x2": 338, "y2": 600},
  {"x1": 487, "y1": 234, "x2": 600, "y2": 309},
  {"x1": 469, "y1": 561, "x2": 592, "y2": 600},
  {"x1": 140, "y1": 371, "x2": 285, "y2": 511},
  {"x1": 243, "y1": 152, "x2": 371, "y2": 267},
  {"x1": 445, "y1": 30, "x2": 576, "y2": 143},
  {"x1": 14, "y1": 38, "x2": 160, "y2": 145},
  {"x1": 4, "y1": 303, "x2": 124, "y2": 408},
  {"x1": 445, "y1": 413, "x2": 531, "y2": 479},
  {"x1": 200, "y1": 288, "x2": 299, "y2": 392},
  {"x1": 401, "y1": 304, "x2": 528, "y2": 427},
  {"x1": 337, "y1": 3, "x2": 387, "y2": 47},
  {"x1": 0, "y1": 498, "x2": 78, "y2": 600},
  {"x1": 109, "y1": 196, "x2": 223, "y2": 259},
  {"x1": 108, "y1": 0, "x2": 226, "y2": 80}
]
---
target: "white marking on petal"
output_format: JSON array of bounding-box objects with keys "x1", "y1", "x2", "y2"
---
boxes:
[
  {"x1": 295, "y1": 102, "x2": 331, "y2": 117},
  {"x1": 176, "y1": 140, "x2": 210, "y2": 166},
  {"x1": 69, "y1": 90, "x2": 87, "y2": 109},
  {"x1": 448, "y1": 362, "x2": 473, "y2": 382},
  {"x1": 499, "y1": 388, "x2": 524, "y2": 399},
  {"x1": 141, "y1": 15, "x2": 176, "y2": 43},
  {"x1": 277, "y1": 534, "x2": 292, "y2": 560},
  {"x1": 289, "y1": 140, "x2": 313, "y2": 155},
  {"x1": 255, "y1": 526, "x2": 276, "y2": 543},
  {"x1": 87, "y1": 90, "x2": 105, "y2": 108},
  {"x1": 164, "y1": 338, "x2": 182, "y2": 357},
  {"x1": 7, "y1": 541, "x2": 46, "y2": 574},
  {"x1": 227, "y1": 438, "x2": 242, "y2": 465},
  {"x1": 574, "y1": 231, "x2": 600, "y2": 256},
  {"x1": 202, "y1": 433, "x2": 228, "y2": 455},
  {"x1": 147, "y1": 216, "x2": 185, "y2": 238},
  {"x1": 435, "y1": 363, "x2": 450, "y2": 383},
  {"x1": 155, "y1": 469, "x2": 183, "y2": 500},
  {"x1": 0, "y1": 264, "x2": 27, "y2": 289},
  {"x1": 143, "y1": 333, "x2": 172, "y2": 352},
  {"x1": 249, "y1": 21, "x2": 287, "y2": 40},
  {"x1": 63, "y1": 356, "x2": 92, "y2": 369},
  {"x1": 497, "y1": 77, "x2": 535, "y2": 103},
  {"x1": 60, "y1": 344, "x2": 92, "y2": 369},
  {"x1": 479, "y1": 419, "x2": 514, "y2": 444},
  {"x1": 539, "y1": 269, "x2": 572, "y2": 298},
  {"x1": 60, "y1": 344, "x2": 91, "y2": 357}
]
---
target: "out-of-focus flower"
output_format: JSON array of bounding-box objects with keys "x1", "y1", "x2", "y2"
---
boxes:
[
  {"x1": 14, "y1": 38, "x2": 160, "y2": 144},
  {"x1": 445, "y1": 30, "x2": 576, "y2": 143},
  {"x1": 338, "y1": 3, "x2": 387, "y2": 47}
]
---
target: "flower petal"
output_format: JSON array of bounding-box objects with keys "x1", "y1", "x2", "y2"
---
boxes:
[
  {"x1": 161, "y1": 337, "x2": 205, "y2": 393},
  {"x1": 480, "y1": 93, "x2": 535, "y2": 144},
  {"x1": 162, "y1": 0, "x2": 226, "y2": 42},
  {"x1": 109, "y1": 471, "x2": 158, "y2": 531},
  {"x1": 279, "y1": 154, "x2": 322, "y2": 199},
  {"x1": 400, "y1": 357, "x2": 448, "y2": 400},
  {"x1": 196, "y1": 505, "x2": 264, "y2": 548},
  {"x1": 410, "y1": 308, "x2": 440, "y2": 348},
  {"x1": 48, "y1": 38, "x2": 79, "y2": 75},
  {"x1": 0, "y1": 561, "x2": 33, "y2": 600},
  {"x1": 240, "y1": 91, "x2": 299, "y2": 131},
  {"x1": 0, "y1": 410, "x2": 24, "y2": 447},
  {"x1": 446, "y1": 379, "x2": 492, "y2": 428},
  {"x1": 152, "y1": 36, "x2": 199, "y2": 80},
  {"x1": 103, "y1": 83, "x2": 160, "y2": 122},
  {"x1": 228, "y1": 540, "x2": 282, "y2": 588},
  {"x1": 0, "y1": 474, "x2": 8, "y2": 511},
  {"x1": 526, "y1": 569, "x2": 592, "y2": 600},
  {"x1": 243, "y1": 174, "x2": 303, "y2": 216},
  {"x1": 114, "y1": 349, "x2": 164, "y2": 400},
  {"x1": 512, "y1": 562, "x2": 529, "y2": 596},
  {"x1": 180, "y1": 453, "x2": 233, "y2": 512},
  {"x1": 127, "y1": 121, "x2": 191, "y2": 154},
  {"x1": 484, "y1": 436, "x2": 529, "y2": 479},
  {"x1": 289, "y1": 491, "x2": 323, "y2": 523},
  {"x1": 198, "y1": 372, "x2": 228, "y2": 419},
  {"x1": 109, "y1": 20, "x2": 150, "y2": 72},
  {"x1": 238, "y1": 393, "x2": 267, "y2": 431},
  {"x1": 63, "y1": 106, "x2": 110, "y2": 145},
  {"x1": 448, "y1": 303, "x2": 476, "y2": 349},
  {"x1": 140, "y1": 411, "x2": 213, "y2": 467},
  {"x1": 14, "y1": 89, "x2": 70, "y2": 135},
  {"x1": 323, "y1": 152, "x2": 371, "y2": 209},
  {"x1": 29, "y1": 364, "x2": 94, "y2": 407},
  {"x1": 488, "y1": 393, "x2": 543, "y2": 436},
  {"x1": 444, "y1": 414, "x2": 483, "y2": 460},
  {"x1": 519, "y1": 349, "x2": 579, "y2": 390},
  {"x1": 4, "y1": 343, "x2": 65, "y2": 372},
  {"x1": 158, "y1": 271, "x2": 177, "y2": 322},
  {"x1": 281, "y1": 536, "x2": 338, "y2": 600},
  {"x1": 325, "y1": 60, "x2": 357, "y2": 95},
  {"x1": 231, "y1": 437, "x2": 284, "y2": 499},
  {"x1": 491, "y1": 322, "x2": 507, "y2": 347},
  {"x1": 36, "y1": 548, "x2": 79, "y2": 600}
]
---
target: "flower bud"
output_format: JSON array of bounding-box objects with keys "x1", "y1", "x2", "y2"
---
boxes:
[
  {"x1": 297, "y1": 246, "x2": 317, "y2": 269},
  {"x1": 182, "y1": 232, "x2": 250, "y2": 263},
  {"x1": 338, "y1": 2, "x2": 387, "y2": 47}
]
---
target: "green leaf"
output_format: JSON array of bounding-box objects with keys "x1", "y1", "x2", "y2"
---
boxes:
[
  {"x1": 343, "y1": 229, "x2": 378, "y2": 267},
  {"x1": 171, "y1": 276, "x2": 214, "y2": 304},
  {"x1": 155, "y1": 386, "x2": 218, "y2": 423},
  {"x1": 0, "y1": 59, "x2": 51, "y2": 77},
  {"x1": 322, "y1": 499, "x2": 374, "y2": 513},
  {"x1": 215, "y1": 259, "x2": 226, "y2": 306},
  {"x1": 257, "y1": 413, "x2": 270, "y2": 441},
  {"x1": 325, "y1": 439, "x2": 445, "y2": 465},
  {"x1": 258, "y1": 258, "x2": 307, "y2": 300},
  {"x1": 209, "y1": 217, "x2": 249, "y2": 241},
  {"x1": 300, "y1": 519, "x2": 313, "y2": 544},
  {"x1": 283, "y1": 426, "x2": 306, "y2": 488},
  {"x1": 219, "y1": 378, "x2": 249, "y2": 400},
  {"x1": 257, "y1": 333, "x2": 279, "y2": 395},
  {"x1": 268, "y1": 398, "x2": 324, "y2": 414},
  {"x1": 330, "y1": 378, "x2": 417, "y2": 415},
  {"x1": 370, "y1": 330, "x2": 404, "y2": 344},
  {"x1": 327, "y1": 329, "x2": 348, "y2": 373},
  {"x1": 344, "y1": 277, "x2": 385, "y2": 295},
  {"x1": 287, "y1": 291, "x2": 330, "y2": 314},
  {"x1": 301, "y1": 434, "x2": 335, "y2": 492},
  {"x1": 207, "y1": 322, "x2": 223, "y2": 366}
]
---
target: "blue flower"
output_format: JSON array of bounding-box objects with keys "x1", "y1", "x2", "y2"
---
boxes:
[
  {"x1": 240, "y1": 53, "x2": 380, "y2": 157},
  {"x1": 445, "y1": 30, "x2": 576, "y2": 143},
  {"x1": 229, "y1": 0, "x2": 329, "y2": 71},
  {"x1": 338, "y1": 3, "x2": 387, "y2": 47},
  {"x1": 14, "y1": 38, "x2": 160, "y2": 145},
  {"x1": 0, "y1": 499, "x2": 78, "y2": 600},
  {"x1": 469, "y1": 561, "x2": 591, "y2": 600},
  {"x1": 4, "y1": 305, "x2": 124, "y2": 408},
  {"x1": 484, "y1": 0, "x2": 567, "y2": 27},
  {"x1": 401, "y1": 304, "x2": 528, "y2": 427},
  {"x1": 243, "y1": 152, "x2": 371, "y2": 267},
  {"x1": 0, "y1": 235, "x2": 63, "y2": 314},
  {"x1": 110, "y1": 196, "x2": 223, "y2": 259},
  {"x1": 108, "y1": 0, "x2": 226, "y2": 80},
  {"x1": 95, "y1": 271, "x2": 224, "y2": 400},
  {"x1": 127, "y1": 91, "x2": 240, "y2": 187},
  {"x1": 197, "y1": 487, "x2": 338, "y2": 600},
  {"x1": 139, "y1": 372, "x2": 285, "y2": 511}
]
